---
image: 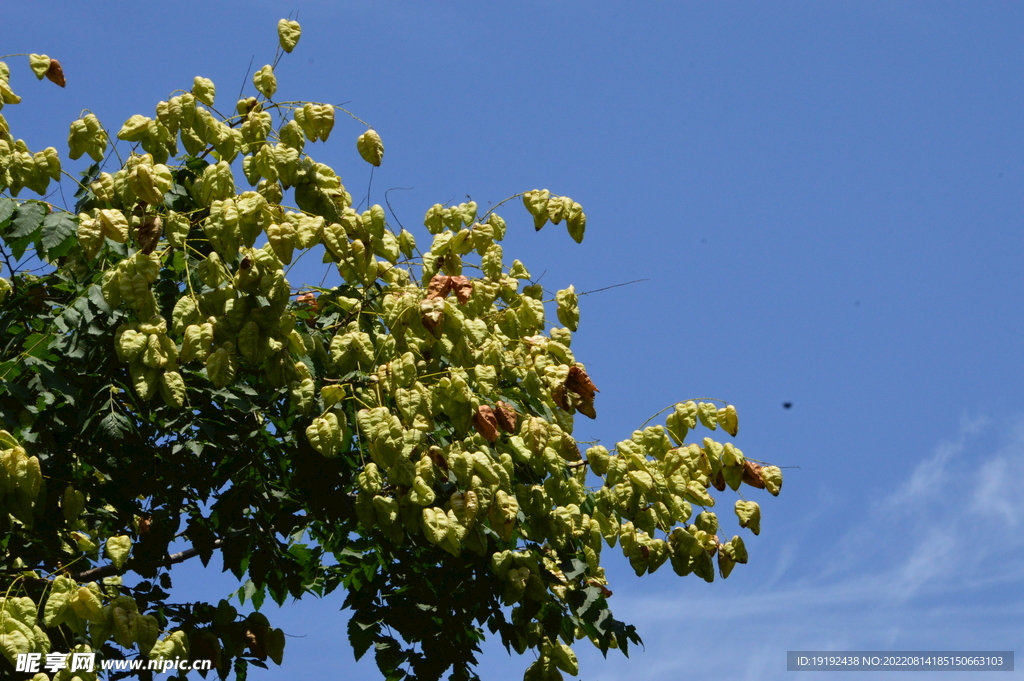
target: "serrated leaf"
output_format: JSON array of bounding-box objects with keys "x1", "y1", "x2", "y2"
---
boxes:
[
  {"x1": 6, "y1": 201, "x2": 47, "y2": 240},
  {"x1": 348, "y1": 617, "x2": 377, "y2": 661},
  {"x1": 98, "y1": 412, "x2": 131, "y2": 439},
  {"x1": 0, "y1": 198, "x2": 15, "y2": 225},
  {"x1": 40, "y1": 211, "x2": 77, "y2": 260}
]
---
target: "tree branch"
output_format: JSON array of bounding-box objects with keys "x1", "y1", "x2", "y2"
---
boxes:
[{"x1": 71, "y1": 538, "x2": 224, "y2": 582}]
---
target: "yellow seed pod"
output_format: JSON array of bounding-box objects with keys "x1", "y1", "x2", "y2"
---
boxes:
[
  {"x1": 237, "y1": 321, "x2": 263, "y2": 363},
  {"x1": 423, "y1": 203, "x2": 445, "y2": 233},
  {"x1": 721, "y1": 442, "x2": 744, "y2": 467},
  {"x1": 201, "y1": 161, "x2": 235, "y2": 205},
  {"x1": 101, "y1": 269, "x2": 122, "y2": 308},
  {"x1": 278, "y1": 19, "x2": 302, "y2": 53},
  {"x1": 90, "y1": 173, "x2": 115, "y2": 203},
  {"x1": 0, "y1": 76, "x2": 21, "y2": 105},
  {"x1": 39, "y1": 147, "x2": 61, "y2": 181},
  {"x1": 142, "y1": 333, "x2": 169, "y2": 368},
  {"x1": 566, "y1": 201, "x2": 586, "y2": 243},
  {"x1": 718, "y1": 404, "x2": 739, "y2": 436},
  {"x1": 29, "y1": 54, "x2": 51, "y2": 79},
  {"x1": 698, "y1": 402, "x2": 718, "y2": 430},
  {"x1": 77, "y1": 214, "x2": 103, "y2": 259},
  {"x1": 206, "y1": 345, "x2": 236, "y2": 388},
  {"x1": 192, "y1": 76, "x2": 216, "y2": 106},
  {"x1": 760, "y1": 466, "x2": 782, "y2": 496},
  {"x1": 586, "y1": 446, "x2": 610, "y2": 476},
  {"x1": 555, "y1": 286, "x2": 579, "y2": 332},
  {"x1": 106, "y1": 535, "x2": 132, "y2": 570},
  {"x1": 304, "y1": 103, "x2": 335, "y2": 141},
  {"x1": 267, "y1": 221, "x2": 296, "y2": 264},
  {"x1": 156, "y1": 97, "x2": 182, "y2": 135},
  {"x1": 356, "y1": 129, "x2": 384, "y2": 166},
  {"x1": 734, "y1": 500, "x2": 761, "y2": 535},
  {"x1": 160, "y1": 370, "x2": 187, "y2": 408},
  {"x1": 253, "y1": 65, "x2": 277, "y2": 99},
  {"x1": 421, "y1": 507, "x2": 450, "y2": 546},
  {"x1": 279, "y1": 119, "x2": 304, "y2": 150},
  {"x1": 274, "y1": 143, "x2": 300, "y2": 187},
  {"x1": 98, "y1": 209, "x2": 129, "y2": 243},
  {"x1": 164, "y1": 212, "x2": 191, "y2": 247}
]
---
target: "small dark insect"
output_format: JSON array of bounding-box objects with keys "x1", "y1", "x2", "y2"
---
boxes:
[{"x1": 783, "y1": 402, "x2": 792, "y2": 409}]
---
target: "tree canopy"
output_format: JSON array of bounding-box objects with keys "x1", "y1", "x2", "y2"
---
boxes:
[{"x1": 0, "y1": 19, "x2": 782, "y2": 681}]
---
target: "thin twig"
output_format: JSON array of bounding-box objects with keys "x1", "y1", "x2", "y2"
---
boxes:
[
  {"x1": 71, "y1": 537, "x2": 227, "y2": 582},
  {"x1": 578, "y1": 279, "x2": 649, "y2": 296},
  {"x1": 384, "y1": 187, "x2": 413, "y2": 232}
]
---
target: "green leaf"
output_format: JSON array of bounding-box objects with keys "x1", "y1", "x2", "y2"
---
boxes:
[
  {"x1": 6, "y1": 201, "x2": 47, "y2": 240},
  {"x1": 0, "y1": 198, "x2": 15, "y2": 225},
  {"x1": 22, "y1": 332, "x2": 54, "y2": 359},
  {"x1": 98, "y1": 412, "x2": 130, "y2": 439},
  {"x1": 40, "y1": 212, "x2": 77, "y2": 260},
  {"x1": 348, "y1": 617, "x2": 378, "y2": 661}
]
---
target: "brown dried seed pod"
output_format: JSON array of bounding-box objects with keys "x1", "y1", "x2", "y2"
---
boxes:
[
  {"x1": 741, "y1": 460, "x2": 766, "y2": 489},
  {"x1": 449, "y1": 275, "x2": 473, "y2": 303},
  {"x1": 473, "y1": 405, "x2": 499, "y2": 443},
  {"x1": 565, "y1": 366, "x2": 598, "y2": 400},
  {"x1": 45, "y1": 59, "x2": 66, "y2": 87},
  {"x1": 427, "y1": 446, "x2": 449, "y2": 472},
  {"x1": 552, "y1": 384, "x2": 571, "y2": 412},
  {"x1": 711, "y1": 469, "x2": 727, "y2": 492},
  {"x1": 494, "y1": 401, "x2": 517, "y2": 432},
  {"x1": 426, "y1": 274, "x2": 453, "y2": 299},
  {"x1": 577, "y1": 399, "x2": 597, "y2": 420},
  {"x1": 136, "y1": 215, "x2": 163, "y2": 254}
]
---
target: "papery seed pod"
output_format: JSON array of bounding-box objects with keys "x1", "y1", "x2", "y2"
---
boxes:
[
  {"x1": 586, "y1": 446, "x2": 610, "y2": 476},
  {"x1": 157, "y1": 98, "x2": 182, "y2": 134},
  {"x1": 171, "y1": 296, "x2": 199, "y2": 334},
  {"x1": 697, "y1": 402, "x2": 718, "y2": 430},
  {"x1": 306, "y1": 103, "x2": 335, "y2": 141},
  {"x1": 494, "y1": 401, "x2": 517, "y2": 433},
  {"x1": 566, "y1": 201, "x2": 586, "y2": 243},
  {"x1": 46, "y1": 59, "x2": 66, "y2": 87},
  {"x1": 278, "y1": 19, "x2": 302, "y2": 53},
  {"x1": 722, "y1": 535, "x2": 748, "y2": 564},
  {"x1": 106, "y1": 535, "x2": 132, "y2": 570},
  {"x1": 118, "y1": 114, "x2": 153, "y2": 142},
  {"x1": 760, "y1": 465, "x2": 782, "y2": 496},
  {"x1": 423, "y1": 203, "x2": 444, "y2": 234},
  {"x1": 99, "y1": 209, "x2": 129, "y2": 243},
  {"x1": 253, "y1": 65, "x2": 277, "y2": 99},
  {"x1": 422, "y1": 507, "x2": 449, "y2": 545},
  {"x1": 523, "y1": 189, "x2": 550, "y2": 220},
  {"x1": 29, "y1": 54, "x2": 51, "y2": 80},
  {"x1": 0, "y1": 76, "x2": 21, "y2": 105},
  {"x1": 267, "y1": 221, "x2": 296, "y2": 264},
  {"x1": 741, "y1": 459, "x2": 766, "y2": 489},
  {"x1": 357, "y1": 129, "x2": 384, "y2": 166},
  {"x1": 206, "y1": 345, "x2": 236, "y2": 388},
  {"x1": 77, "y1": 215, "x2": 104, "y2": 259},
  {"x1": 192, "y1": 76, "x2": 216, "y2": 106},
  {"x1": 718, "y1": 404, "x2": 739, "y2": 436},
  {"x1": 160, "y1": 370, "x2": 187, "y2": 408},
  {"x1": 398, "y1": 229, "x2": 416, "y2": 259},
  {"x1": 734, "y1": 500, "x2": 761, "y2": 535},
  {"x1": 473, "y1": 405, "x2": 499, "y2": 443},
  {"x1": 556, "y1": 286, "x2": 579, "y2": 332}
]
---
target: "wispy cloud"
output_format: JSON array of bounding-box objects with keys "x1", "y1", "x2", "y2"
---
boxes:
[{"x1": 562, "y1": 414, "x2": 1024, "y2": 681}]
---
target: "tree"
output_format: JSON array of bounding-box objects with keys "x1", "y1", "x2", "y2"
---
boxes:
[{"x1": 0, "y1": 19, "x2": 782, "y2": 681}]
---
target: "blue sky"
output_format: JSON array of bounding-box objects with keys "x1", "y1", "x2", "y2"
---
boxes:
[{"x1": 4, "y1": 2, "x2": 1023, "y2": 679}]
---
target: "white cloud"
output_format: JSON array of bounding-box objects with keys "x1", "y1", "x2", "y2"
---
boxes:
[{"x1": 564, "y1": 414, "x2": 1024, "y2": 681}]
